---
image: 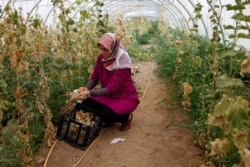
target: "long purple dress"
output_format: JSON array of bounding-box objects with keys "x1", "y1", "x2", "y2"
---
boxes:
[{"x1": 88, "y1": 54, "x2": 140, "y2": 115}]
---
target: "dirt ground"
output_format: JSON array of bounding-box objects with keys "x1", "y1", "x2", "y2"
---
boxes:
[{"x1": 34, "y1": 61, "x2": 205, "y2": 167}]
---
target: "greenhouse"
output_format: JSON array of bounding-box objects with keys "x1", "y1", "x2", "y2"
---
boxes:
[{"x1": 0, "y1": 0, "x2": 250, "y2": 167}]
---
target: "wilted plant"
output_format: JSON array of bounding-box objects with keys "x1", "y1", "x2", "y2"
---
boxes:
[
  {"x1": 155, "y1": 0, "x2": 250, "y2": 166},
  {"x1": 182, "y1": 82, "x2": 193, "y2": 112},
  {"x1": 173, "y1": 39, "x2": 183, "y2": 80},
  {"x1": 0, "y1": 0, "x2": 105, "y2": 165}
]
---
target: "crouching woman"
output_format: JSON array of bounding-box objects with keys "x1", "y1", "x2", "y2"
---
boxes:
[{"x1": 76, "y1": 32, "x2": 140, "y2": 131}]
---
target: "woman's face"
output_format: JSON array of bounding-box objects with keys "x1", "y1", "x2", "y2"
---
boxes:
[{"x1": 99, "y1": 44, "x2": 111, "y2": 58}]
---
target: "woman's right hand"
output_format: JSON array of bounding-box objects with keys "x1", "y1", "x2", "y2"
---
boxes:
[{"x1": 77, "y1": 90, "x2": 90, "y2": 100}]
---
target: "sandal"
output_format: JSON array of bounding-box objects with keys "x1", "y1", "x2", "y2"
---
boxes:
[{"x1": 119, "y1": 113, "x2": 133, "y2": 131}]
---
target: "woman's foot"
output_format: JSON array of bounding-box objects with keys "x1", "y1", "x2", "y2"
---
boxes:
[{"x1": 119, "y1": 113, "x2": 133, "y2": 131}]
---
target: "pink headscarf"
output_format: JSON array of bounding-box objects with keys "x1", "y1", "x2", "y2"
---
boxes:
[{"x1": 98, "y1": 33, "x2": 132, "y2": 72}]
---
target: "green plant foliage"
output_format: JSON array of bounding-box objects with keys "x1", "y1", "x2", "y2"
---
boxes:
[
  {"x1": 0, "y1": 0, "x2": 106, "y2": 165},
  {"x1": 134, "y1": 21, "x2": 159, "y2": 45},
  {"x1": 224, "y1": 1, "x2": 250, "y2": 44},
  {"x1": 0, "y1": 0, "x2": 249, "y2": 166},
  {"x1": 226, "y1": 97, "x2": 250, "y2": 129},
  {"x1": 155, "y1": 1, "x2": 250, "y2": 166}
]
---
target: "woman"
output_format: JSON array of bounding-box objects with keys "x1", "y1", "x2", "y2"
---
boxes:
[{"x1": 76, "y1": 32, "x2": 140, "y2": 131}]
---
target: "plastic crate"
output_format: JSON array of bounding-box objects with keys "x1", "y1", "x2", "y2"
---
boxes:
[{"x1": 56, "y1": 103, "x2": 101, "y2": 150}]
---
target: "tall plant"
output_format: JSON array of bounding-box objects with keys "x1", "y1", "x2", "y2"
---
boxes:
[
  {"x1": 154, "y1": 0, "x2": 250, "y2": 166},
  {"x1": 0, "y1": 0, "x2": 107, "y2": 165}
]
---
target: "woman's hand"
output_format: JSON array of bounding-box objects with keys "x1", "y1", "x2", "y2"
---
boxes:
[
  {"x1": 77, "y1": 90, "x2": 90, "y2": 100},
  {"x1": 78, "y1": 87, "x2": 88, "y2": 93}
]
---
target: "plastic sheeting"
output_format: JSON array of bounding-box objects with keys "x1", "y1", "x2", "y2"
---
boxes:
[{"x1": 0, "y1": 0, "x2": 249, "y2": 49}]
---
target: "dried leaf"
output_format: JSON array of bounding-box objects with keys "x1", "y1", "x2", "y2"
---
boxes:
[
  {"x1": 233, "y1": 130, "x2": 248, "y2": 150},
  {"x1": 238, "y1": 149, "x2": 250, "y2": 167},
  {"x1": 210, "y1": 138, "x2": 230, "y2": 156},
  {"x1": 241, "y1": 59, "x2": 250, "y2": 75},
  {"x1": 182, "y1": 82, "x2": 193, "y2": 97},
  {"x1": 207, "y1": 115, "x2": 227, "y2": 127},
  {"x1": 14, "y1": 86, "x2": 24, "y2": 99}
]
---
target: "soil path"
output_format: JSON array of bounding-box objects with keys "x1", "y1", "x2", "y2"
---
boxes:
[{"x1": 34, "y1": 61, "x2": 204, "y2": 167}]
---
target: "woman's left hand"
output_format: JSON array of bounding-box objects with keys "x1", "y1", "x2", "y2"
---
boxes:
[
  {"x1": 78, "y1": 87, "x2": 88, "y2": 93},
  {"x1": 77, "y1": 90, "x2": 90, "y2": 100}
]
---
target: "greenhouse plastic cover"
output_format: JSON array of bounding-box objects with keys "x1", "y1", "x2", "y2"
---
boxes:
[{"x1": 0, "y1": 0, "x2": 249, "y2": 49}]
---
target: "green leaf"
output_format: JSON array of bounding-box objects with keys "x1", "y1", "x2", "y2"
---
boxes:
[
  {"x1": 58, "y1": 13, "x2": 66, "y2": 25},
  {"x1": 225, "y1": 96, "x2": 250, "y2": 129},
  {"x1": 67, "y1": 18, "x2": 75, "y2": 25},
  {"x1": 224, "y1": 25, "x2": 235, "y2": 30},
  {"x1": 237, "y1": 33, "x2": 250, "y2": 39},
  {"x1": 229, "y1": 34, "x2": 237, "y2": 39},
  {"x1": 225, "y1": 4, "x2": 245, "y2": 10},
  {"x1": 75, "y1": 0, "x2": 81, "y2": 5},
  {"x1": 80, "y1": 10, "x2": 88, "y2": 18},
  {"x1": 221, "y1": 50, "x2": 236, "y2": 57},
  {"x1": 232, "y1": 13, "x2": 250, "y2": 22}
]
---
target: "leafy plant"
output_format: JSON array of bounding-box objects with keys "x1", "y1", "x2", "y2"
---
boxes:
[
  {"x1": 0, "y1": 0, "x2": 104, "y2": 165},
  {"x1": 155, "y1": 1, "x2": 250, "y2": 166}
]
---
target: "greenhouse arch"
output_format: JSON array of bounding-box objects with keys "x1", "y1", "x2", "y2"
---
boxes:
[{"x1": 1, "y1": 0, "x2": 249, "y2": 48}]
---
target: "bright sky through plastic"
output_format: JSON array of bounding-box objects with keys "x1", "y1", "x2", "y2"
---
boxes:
[{"x1": 0, "y1": 0, "x2": 249, "y2": 49}]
